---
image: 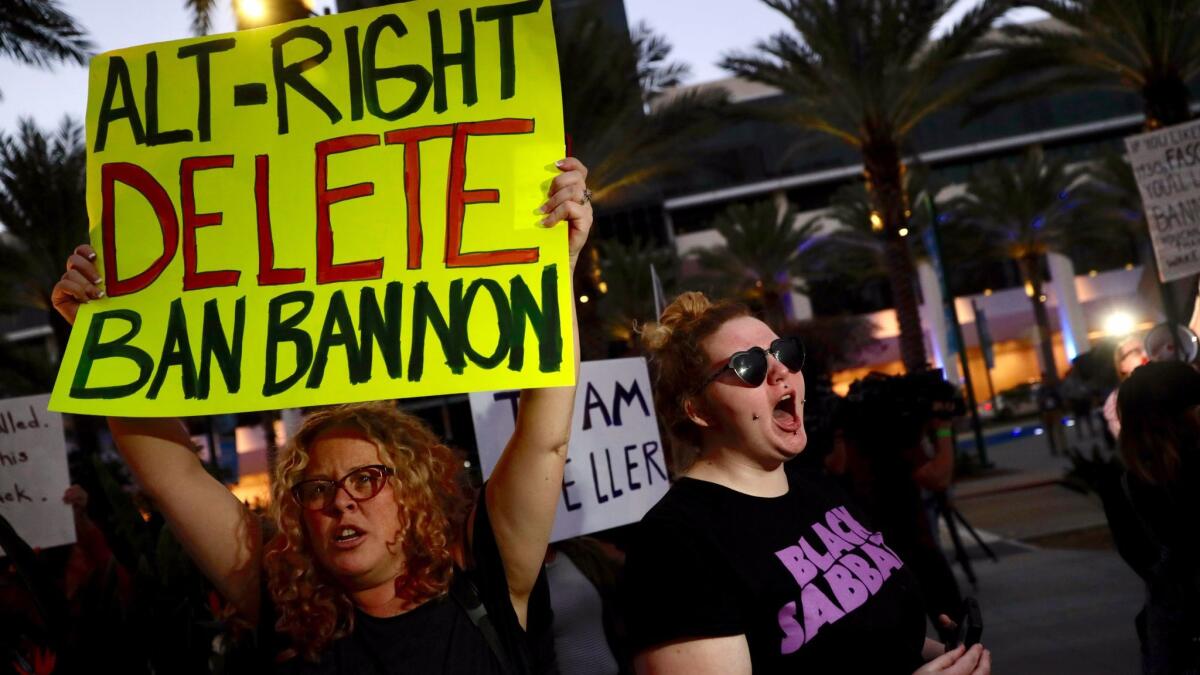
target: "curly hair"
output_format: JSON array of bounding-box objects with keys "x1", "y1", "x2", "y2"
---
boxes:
[
  {"x1": 265, "y1": 401, "x2": 471, "y2": 661},
  {"x1": 640, "y1": 291, "x2": 749, "y2": 457}
]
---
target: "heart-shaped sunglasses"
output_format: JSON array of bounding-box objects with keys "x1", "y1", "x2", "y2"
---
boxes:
[{"x1": 699, "y1": 336, "x2": 805, "y2": 391}]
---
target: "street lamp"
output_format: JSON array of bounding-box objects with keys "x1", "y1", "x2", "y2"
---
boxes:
[
  {"x1": 234, "y1": 0, "x2": 314, "y2": 29},
  {"x1": 237, "y1": 0, "x2": 268, "y2": 23},
  {"x1": 1103, "y1": 310, "x2": 1136, "y2": 337}
]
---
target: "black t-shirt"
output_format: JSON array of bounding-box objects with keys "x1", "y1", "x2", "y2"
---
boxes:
[
  {"x1": 268, "y1": 483, "x2": 555, "y2": 675},
  {"x1": 621, "y1": 469, "x2": 926, "y2": 674}
]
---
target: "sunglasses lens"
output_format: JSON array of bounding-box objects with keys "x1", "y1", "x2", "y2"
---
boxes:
[
  {"x1": 773, "y1": 337, "x2": 805, "y2": 372},
  {"x1": 731, "y1": 349, "x2": 769, "y2": 386}
]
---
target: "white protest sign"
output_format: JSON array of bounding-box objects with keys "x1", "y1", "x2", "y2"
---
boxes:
[
  {"x1": 469, "y1": 357, "x2": 669, "y2": 542},
  {"x1": 0, "y1": 393, "x2": 74, "y2": 554},
  {"x1": 1125, "y1": 120, "x2": 1200, "y2": 282}
]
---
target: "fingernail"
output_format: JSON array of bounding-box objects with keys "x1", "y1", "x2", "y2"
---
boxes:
[
  {"x1": 94, "y1": 277, "x2": 103, "y2": 284},
  {"x1": 87, "y1": 252, "x2": 96, "y2": 260},
  {"x1": 539, "y1": 203, "x2": 549, "y2": 213},
  {"x1": 541, "y1": 216, "x2": 552, "y2": 226},
  {"x1": 97, "y1": 290, "x2": 105, "y2": 298},
  {"x1": 555, "y1": 159, "x2": 566, "y2": 168}
]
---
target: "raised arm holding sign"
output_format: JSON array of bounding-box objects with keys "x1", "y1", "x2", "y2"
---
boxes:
[{"x1": 49, "y1": 2, "x2": 593, "y2": 671}]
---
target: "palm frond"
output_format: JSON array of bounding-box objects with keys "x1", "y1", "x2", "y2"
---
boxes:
[
  {"x1": 559, "y1": 12, "x2": 730, "y2": 205},
  {"x1": 183, "y1": 0, "x2": 221, "y2": 36},
  {"x1": 0, "y1": 0, "x2": 92, "y2": 75},
  {"x1": 0, "y1": 117, "x2": 88, "y2": 311},
  {"x1": 968, "y1": 0, "x2": 1200, "y2": 125}
]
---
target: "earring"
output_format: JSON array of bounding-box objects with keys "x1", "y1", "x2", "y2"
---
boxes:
[{"x1": 752, "y1": 414, "x2": 760, "y2": 420}]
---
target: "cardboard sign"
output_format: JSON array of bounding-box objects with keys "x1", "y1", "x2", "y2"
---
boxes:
[
  {"x1": 0, "y1": 394, "x2": 75, "y2": 554},
  {"x1": 1125, "y1": 120, "x2": 1200, "y2": 282},
  {"x1": 50, "y1": 0, "x2": 572, "y2": 417},
  {"x1": 469, "y1": 358, "x2": 670, "y2": 542}
]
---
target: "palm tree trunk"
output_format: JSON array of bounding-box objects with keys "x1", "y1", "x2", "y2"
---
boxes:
[
  {"x1": 1140, "y1": 72, "x2": 1200, "y2": 338},
  {"x1": 864, "y1": 140, "x2": 928, "y2": 372},
  {"x1": 1020, "y1": 257, "x2": 1060, "y2": 387}
]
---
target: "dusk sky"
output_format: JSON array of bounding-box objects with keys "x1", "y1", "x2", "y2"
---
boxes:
[{"x1": 0, "y1": 0, "x2": 1043, "y2": 134}]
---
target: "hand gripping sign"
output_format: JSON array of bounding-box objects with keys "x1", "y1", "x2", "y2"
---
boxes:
[{"x1": 50, "y1": 0, "x2": 573, "y2": 416}]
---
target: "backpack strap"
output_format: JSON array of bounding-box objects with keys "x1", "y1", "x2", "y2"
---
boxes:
[{"x1": 449, "y1": 569, "x2": 516, "y2": 675}]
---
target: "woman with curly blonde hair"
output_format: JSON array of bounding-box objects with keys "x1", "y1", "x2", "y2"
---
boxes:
[{"x1": 50, "y1": 158, "x2": 594, "y2": 674}]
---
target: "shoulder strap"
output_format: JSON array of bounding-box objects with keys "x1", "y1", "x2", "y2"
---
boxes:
[{"x1": 449, "y1": 570, "x2": 517, "y2": 675}]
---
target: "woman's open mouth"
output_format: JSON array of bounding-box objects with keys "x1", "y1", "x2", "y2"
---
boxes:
[
  {"x1": 332, "y1": 526, "x2": 366, "y2": 549},
  {"x1": 772, "y1": 393, "x2": 802, "y2": 433}
]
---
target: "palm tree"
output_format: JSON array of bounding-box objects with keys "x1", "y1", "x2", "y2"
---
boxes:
[
  {"x1": 0, "y1": 118, "x2": 88, "y2": 359},
  {"x1": 947, "y1": 147, "x2": 1123, "y2": 386},
  {"x1": 0, "y1": 0, "x2": 92, "y2": 96},
  {"x1": 971, "y1": 0, "x2": 1200, "y2": 131},
  {"x1": 721, "y1": 0, "x2": 1009, "y2": 372},
  {"x1": 969, "y1": 0, "x2": 1200, "y2": 320},
  {"x1": 594, "y1": 238, "x2": 679, "y2": 346},
  {"x1": 558, "y1": 14, "x2": 729, "y2": 205},
  {"x1": 691, "y1": 200, "x2": 825, "y2": 329}
]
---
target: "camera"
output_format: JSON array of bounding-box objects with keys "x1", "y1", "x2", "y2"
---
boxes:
[{"x1": 843, "y1": 368, "x2": 966, "y2": 425}]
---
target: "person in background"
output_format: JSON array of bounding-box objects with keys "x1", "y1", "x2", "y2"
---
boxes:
[
  {"x1": 1104, "y1": 336, "x2": 1150, "y2": 439},
  {"x1": 1117, "y1": 361, "x2": 1200, "y2": 674},
  {"x1": 546, "y1": 537, "x2": 629, "y2": 675},
  {"x1": 834, "y1": 376, "x2": 963, "y2": 640},
  {"x1": 621, "y1": 292, "x2": 988, "y2": 675}
]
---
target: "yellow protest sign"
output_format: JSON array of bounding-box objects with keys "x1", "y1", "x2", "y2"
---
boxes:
[{"x1": 49, "y1": 0, "x2": 572, "y2": 417}]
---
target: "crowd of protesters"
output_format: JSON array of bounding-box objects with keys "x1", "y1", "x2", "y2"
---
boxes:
[{"x1": 8, "y1": 161, "x2": 1200, "y2": 672}]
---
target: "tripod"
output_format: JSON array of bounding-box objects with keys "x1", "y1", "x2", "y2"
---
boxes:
[{"x1": 936, "y1": 491, "x2": 998, "y2": 588}]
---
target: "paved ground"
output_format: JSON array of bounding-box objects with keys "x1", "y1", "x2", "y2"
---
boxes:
[{"x1": 936, "y1": 417, "x2": 1145, "y2": 674}]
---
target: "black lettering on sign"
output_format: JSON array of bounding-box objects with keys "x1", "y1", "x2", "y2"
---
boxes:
[
  {"x1": 590, "y1": 451, "x2": 608, "y2": 504},
  {"x1": 199, "y1": 296, "x2": 246, "y2": 398},
  {"x1": 0, "y1": 407, "x2": 43, "y2": 435},
  {"x1": 508, "y1": 265, "x2": 562, "y2": 373},
  {"x1": 233, "y1": 83, "x2": 269, "y2": 106},
  {"x1": 148, "y1": 298, "x2": 199, "y2": 400},
  {"x1": 71, "y1": 309, "x2": 154, "y2": 399},
  {"x1": 475, "y1": 0, "x2": 542, "y2": 100},
  {"x1": 362, "y1": 14, "x2": 432, "y2": 121},
  {"x1": 308, "y1": 290, "x2": 362, "y2": 389},
  {"x1": 0, "y1": 451, "x2": 30, "y2": 466},
  {"x1": 624, "y1": 443, "x2": 641, "y2": 490},
  {"x1": 358, "y1": 283, "x2": 404, "y2": 382},
  {"x1": 642, "y1": 441, "x2": 668, "y2": 484},
  {"x1": 612, "y1": 378, "x2": 650, "y2": 426},
  {"x1": 462, "y1": 279, "x2": 511, "y2": 368},
  {"x1": 493, "y1": 390, "x2": 520, "y2": 422},
  {"x1": 271, "y1": 25, "x2": 341, "y2": 134},
  {"x1": 178, "y1": 37, "x2": 236, "y2": 142},
  {"x1": 408, "y1": 280, "x2": 465, "y2": 382},
  {"x1": 263, "y1": 290, "x2": 316, "y2": 396},
  {"x1": 144, "y1": 52, "x2": 193, "y2": 146},
  {"x1": 428, "y1": 8, "x2": 477, "y2": 113},
  {"x1": 0, "y1": 483, "x2": 33, "y2": 503},
  {"x1": 561, "y1": 457, "x2": 582, "y2": 511},
  {"x1": 94, "y1": 56, "x2": 145, "y2": 152},
  {"x1": 582, "y1": 382, "x2": 610, "y2": 431}
]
